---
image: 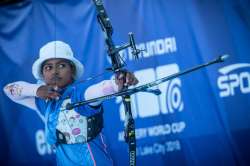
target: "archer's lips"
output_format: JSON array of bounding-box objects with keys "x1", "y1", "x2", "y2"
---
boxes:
[{"x1": 50, "y1": 76, "x2": 62, "y2": 82}]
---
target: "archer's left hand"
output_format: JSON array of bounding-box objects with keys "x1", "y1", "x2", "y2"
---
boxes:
[{"x1": 115, "y1": 70, "x2": 139, "y2": 91}]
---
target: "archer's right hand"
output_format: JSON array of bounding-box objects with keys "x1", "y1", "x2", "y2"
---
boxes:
[{"x1": 36, "y1": 85, "x2": 61, "y2": 100}]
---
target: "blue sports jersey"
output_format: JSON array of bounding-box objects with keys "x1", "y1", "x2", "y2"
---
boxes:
[{"x1": 35, "y1": 83, "x2": 113, "y2": 166}]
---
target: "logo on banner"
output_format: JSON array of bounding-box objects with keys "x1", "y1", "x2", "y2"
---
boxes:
[
  {"x1": 117, "y1": 64, "x2": 184, "y2": 121},
  {"x1": 217, "y1": 63, "x2": 250, "y2": 97}
]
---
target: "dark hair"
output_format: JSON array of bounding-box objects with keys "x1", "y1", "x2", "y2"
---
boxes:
[{"x1": 69, "y1": 61, "x2": 76, "y2": 78}]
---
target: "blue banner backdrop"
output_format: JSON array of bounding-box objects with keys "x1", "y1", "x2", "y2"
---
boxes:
[{"x1": 0, "y1": 0, "x2": 250, "y2": 165}]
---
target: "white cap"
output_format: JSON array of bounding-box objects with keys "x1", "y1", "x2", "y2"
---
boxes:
[{"x1": 32, "y1": 41, "x2": 84, "y2": 80}]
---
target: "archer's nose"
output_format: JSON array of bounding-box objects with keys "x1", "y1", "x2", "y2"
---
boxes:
[{"x1": 51, "y1": 67, "x2": 59, "y2": 76}]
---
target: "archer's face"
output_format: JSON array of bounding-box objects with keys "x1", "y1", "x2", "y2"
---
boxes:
[{"x1": 42, "y1": 58, "x2": 75, "y2": 88}]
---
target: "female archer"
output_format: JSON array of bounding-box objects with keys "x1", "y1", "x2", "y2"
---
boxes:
[{"x1": 3, "y1": 40, "x2": 138, "y2": 166}]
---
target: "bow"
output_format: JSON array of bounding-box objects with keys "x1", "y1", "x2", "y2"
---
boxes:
[
  {"x1": 92, "y1": 1, "x2": 138, "y2": 165},
  {"x1": 66, "y1": 1, "x2": 229, "y2": 165}
]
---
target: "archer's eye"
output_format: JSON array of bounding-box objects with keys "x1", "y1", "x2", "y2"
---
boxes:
[
  {"x1": 43, "y1": 65, "x2": 53, "y2": 71},
  {"x1": 58, "y1": 63, "x2": 66, "y2": 69}
]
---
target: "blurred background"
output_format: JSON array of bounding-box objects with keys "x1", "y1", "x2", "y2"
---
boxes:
[{"x1": 0, "y1": 0, "x2": 250, "y2": 165}]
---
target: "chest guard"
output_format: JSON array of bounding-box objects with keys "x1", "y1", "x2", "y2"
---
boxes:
[{"x1": 56, "y1": 98, "x2": 103, "y2": 144}]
